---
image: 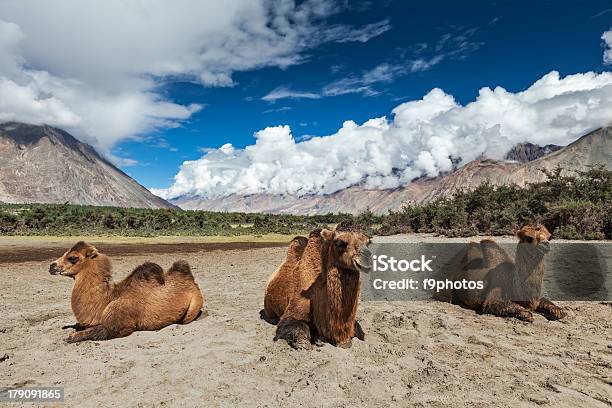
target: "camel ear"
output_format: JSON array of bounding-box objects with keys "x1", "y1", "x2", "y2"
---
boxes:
[
  {"x1": 540, "y1": 225, "x2": 552, "y2": 241},
  {"x1": 320, "y1": 229, "x2": 335, "y2": 242},
  {"x1": 510, "y1": 224, "x2": 518, "y2": 236},
  {"x1": 86, "y1": 247, "x2": 98, "y2": 259},
  {"x1": 515, "y1": 227, "x2": 525, "y2": 241}
]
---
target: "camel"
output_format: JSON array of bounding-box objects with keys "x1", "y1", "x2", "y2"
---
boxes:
[
  {"x1": 262, "y1": 235, "x2": 308, "y2": 324},
  {"x1": 262, "y1": 225, "x2": 372, "y2": 349},
  {"x1": 444, "y1": 224, "x2": 565, "y2": 322},
  {"x1": 49, "y1": 241, "x2": 204, "y2": 342}
]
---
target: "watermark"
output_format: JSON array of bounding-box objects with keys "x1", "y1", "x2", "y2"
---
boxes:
[
  {"x1": 362, "y1": 242, "x2": 611, "y2": 301},
  {"x1": 372, "y1": 278, "x2": 484, "y2": 291},
  {"x1": 372, "y1": 255, "x2": 434, "y2": 272},
  {"x1": 0, "y1": 387, "x2": 64, "y2": 403}
]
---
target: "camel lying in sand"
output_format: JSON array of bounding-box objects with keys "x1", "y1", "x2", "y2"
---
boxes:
[
  {"x1": 445, "y1": 224, "x2": 565, "y2": 322},
  {"x1": 49, "y1": 241, "x2": 204, "y2": 342},
  {"x1": 262, "y1": 226, "x2": 372, "y2": 349}
]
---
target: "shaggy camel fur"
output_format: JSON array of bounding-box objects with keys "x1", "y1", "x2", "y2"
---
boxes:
[
  {"x1": 263, "y1": 227, "x2": 372, "y2": 349},
  {"x1": 445, "y1": 224, "x2": 565, "y2": 322},
  {"x1": 262, "y1": 236, "x2": 308, "y2": 324},
  {"x1": 50, "y1": 241, "x2": 204, "y2": 342}
]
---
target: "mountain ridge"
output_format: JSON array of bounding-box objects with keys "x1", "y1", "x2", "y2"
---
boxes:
[
  {"x1": 172, "y1": 126, "x2": 612, "y2": 215},
  {"x1": 0, "y1": 122, "x2": 175, "y2": 209},
  {"x1": 504, "y1": 142, "x2": 561, "y2": 163}
]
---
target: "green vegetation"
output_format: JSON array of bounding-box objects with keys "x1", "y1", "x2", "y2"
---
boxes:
[
  {"x1": 365, "y1": 167, "x2": 611, "y2": 240},
  {"x1": 0, "y1": 204, "x2": 346, "y2": 237},
  {"x1": 1, "y1": 167, "x2": 610, "y2": 240}
]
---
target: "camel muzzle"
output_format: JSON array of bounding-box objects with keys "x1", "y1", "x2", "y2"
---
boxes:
[
  {"x1": 49, "y1": 262, "x2": 62, "y2": 275},
  {"x1": 538, "y1": 240, "x2": 550, "y2": 253},
  {"x1": 355, "y1": 246, "x2": 373, "y2": 273}
]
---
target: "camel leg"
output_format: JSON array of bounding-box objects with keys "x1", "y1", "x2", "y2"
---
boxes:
[
  {"x1": 259, "y1": 309, "x2": 279, "y2": 325},
  {"x1": 323, "y1": 328, "x2": 357, "y2": 348},
  {"x1": 536, "y1": 297, "x2": 566, "y2": 321},
  {"x1": 312, "y1": 333, "x2": 325, "y2": 347},
  {"x1": 336, "y1": 339, "x2": 353, "y2": 348},
  {"x1": 67, "y1": 301, "x2": 136, "y2": 343},
  {"x1": 62, "y1": 323, "x2": 86, "y2": 331},
  {"x1": 274, "y1": 317, "x2": 312, "y2": 350},
  {"x1": 482, "y1": 300, "x2": 533, "y2": 322},
  {"x1": 65, "y1": 325, "x2": 134, "y2": 343},
  {"x1": 354, "y1": 320, "x2": 365, "y2": 341},
  {"x1": 482, "y1": 288, "x2": 533, "y2": 322},
  {"x1": 181, "y1": 292, "x2": 204, "y2": 324}
]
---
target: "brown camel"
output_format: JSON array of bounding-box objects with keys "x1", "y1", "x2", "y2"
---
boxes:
[
  {"x1": 49, "y1": 241, "x2": 204, "y2": 342},
  {"x1": 263, "y1": 226, "x2": 372, "y2": 349},
  {"x1": 262, "y1": 235, "x2": 308, "y2": 324},
  {"x1": 446, "y1": 224, "x2": 565, "y2": 322}
]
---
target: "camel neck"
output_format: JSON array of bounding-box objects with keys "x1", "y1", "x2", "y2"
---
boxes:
[
  {"x1": 514, "y1": 245, "x2": 546, "y2": 299},
  {"x1": 515, "y1": 245, "x2": 545, "y2": 279},
  {"x1": 71, "y1": 256, "x2": 114, "y2": 326},
  {"x1": 323, "y1": 244, "x2": 361, "y2": 330}
]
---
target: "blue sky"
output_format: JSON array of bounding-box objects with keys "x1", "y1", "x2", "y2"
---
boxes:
[
  {"x1": 113, "y1": 0, "x2": 612, "y2": 190},
  {"x1": 1, "y1": 0, "x2": 611, "y2": 197}
]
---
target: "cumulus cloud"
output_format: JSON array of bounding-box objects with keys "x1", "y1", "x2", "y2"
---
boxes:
[
  {"x1": 156, "y1": 70, "x2": 612, "y2": 200},
  {"x1": 0, "y1": 0, "x2": 389, "y2": 157},
  {"x1": 603, "y1": 30, "x2": 612, "y2": 64}
]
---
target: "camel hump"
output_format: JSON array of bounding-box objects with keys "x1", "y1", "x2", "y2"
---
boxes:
[
  {"x1": 292, "y1": 236, "x2": 308, "y2": 247},
  {"x1": 168, "y1": 260, "x2": 194, "y2": 277},
  {"x1": 308, "y1": 228, "x2": 322, "y2": 238},
  {"x1": 479, "y1": 239, "x2": 511, "y2": 266},
  {"x1": 130, "y1": 262, "x2": 165, "y2": 285}
]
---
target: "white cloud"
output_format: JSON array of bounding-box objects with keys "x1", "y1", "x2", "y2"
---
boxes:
[
  {"x1": 327, "y1": 19, "x2": 391, "y2": 43},
  {"x1": 263, "y1": 106, "x2": 293, "y2": 114},
  {"x1": 408, "y1": 55, "x2": 444, "y2": 73},
  {"x1": 156, "y1": 70, "x2": 612, "y2": 200},
  {"x1": 262, "y1": 87, "x2": 322, "y2": 102},
  {"x1": 263, "y1": 63, "x2": 403, "y2": 101},
  {"x1": 603, "y1": 30, "x2": 612, "y2": 64},
  {"x1": 262, "y1": 29, "x2": 482, "y2": 101},
  {"x1": 322, "y1": 63, "x2": 402, "y2": 96},
  {"x1": 593, "y1": 9, "x2": 612, "y2": 18},
  {"x1": 113, "y1": 157, "x2": 139, "y2": 167},
  {"x1": 0, "y1": 0, "x2": 389, "y2": 157}
]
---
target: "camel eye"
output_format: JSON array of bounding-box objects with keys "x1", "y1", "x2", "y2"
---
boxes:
[
  {"x1": 334, "y1": 239, "x2": 348, "y2": 251},
  {"x1": 67, "y1": 256, "x2": 79, "y2": 264}
]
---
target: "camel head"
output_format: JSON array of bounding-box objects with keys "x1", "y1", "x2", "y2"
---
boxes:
[
  {"x1": 49, "y1": 241, "x2": 100, "y2": 277},
  {"x1": 320, "y1": 228, "x2": 372, "y2": 273},
  {"x1": 517, "y1": 224, "x2": 552, "y2": 255}
]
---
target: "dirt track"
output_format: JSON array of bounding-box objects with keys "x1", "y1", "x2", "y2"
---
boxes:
[
  {"x1": 0, "y1": 241, "x2": 287, "y2": 264},
  {"x1": 0, "y1": 239, "x2": 611, "y2": 407}
]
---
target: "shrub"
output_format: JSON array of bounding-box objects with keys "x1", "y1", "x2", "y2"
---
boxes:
[{"x1": 0, "y1": 167, "x2": 609, "y2": 239}]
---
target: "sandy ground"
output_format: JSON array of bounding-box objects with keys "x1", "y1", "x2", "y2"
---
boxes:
[{"x1": 0, "y1": 237, "x2": 611, "y2": 407}]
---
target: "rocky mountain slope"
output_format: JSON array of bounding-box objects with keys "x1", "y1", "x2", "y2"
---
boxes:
[
  {"x1": 0, "y1": 122, "x2": 175, "y2": 208},
  {"x1": 504, "y1": 142, "x2": 561, "y2": 162},
  {"x1": 173, "y1": 126, "x2": 612, "y2": 215}
]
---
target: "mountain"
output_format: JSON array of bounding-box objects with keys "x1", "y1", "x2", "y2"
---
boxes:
[
  {"x1": 0, "y1": 122, "x2": 175, "y2": 208},
  {"x1": 504, "y1": 142, "x2": 561, "y2": 162},
  {"x1": 173, "y1": 126, "x2": 612, "y2": 215}
]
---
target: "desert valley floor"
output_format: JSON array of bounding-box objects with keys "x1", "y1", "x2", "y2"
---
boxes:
[{"x1": 0, "y1": 237, "x2": 611, "y2": 407}]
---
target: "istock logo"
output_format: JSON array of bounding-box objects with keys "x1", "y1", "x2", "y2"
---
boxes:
[{"x1": 372, "y1": 255, "x2": 434, "y2": 272}]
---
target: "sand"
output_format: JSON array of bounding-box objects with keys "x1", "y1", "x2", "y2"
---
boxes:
[{"x1": 0, "y1": 237, "x2": 611, "y2": 407}]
